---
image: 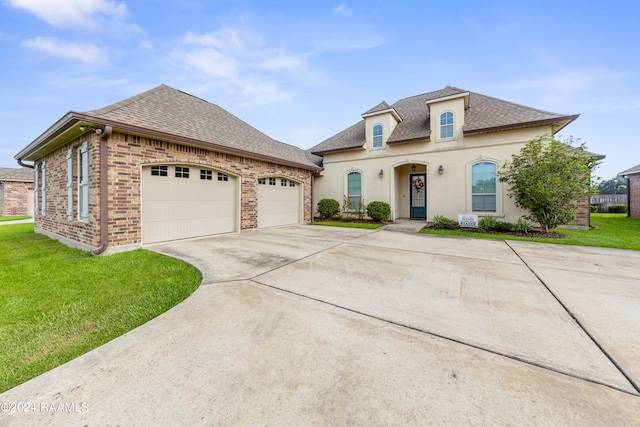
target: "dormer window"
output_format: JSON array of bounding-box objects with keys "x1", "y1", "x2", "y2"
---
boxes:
[
  {"x1": 373, "y1": 124, "x2": 383, "y2": 148},
  {"x1": 440, "y1": 112, "x2": 454, "y2": 139}
]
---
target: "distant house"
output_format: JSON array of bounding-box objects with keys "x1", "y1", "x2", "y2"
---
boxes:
[
  {"x1": 309, "y1": 86, "x2": 591, "y2": 227},
  {"x1": 618, "y1": 163, "x2": 640, "y2": 218},
  {"x1": 14, "y1": 85, "x2": 321, "y2": 254},
  {"x1": 0, "y1": 167, "x2": 34, "y2": 216}
]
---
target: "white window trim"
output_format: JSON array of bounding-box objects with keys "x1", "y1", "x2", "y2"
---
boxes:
[
  {"x1": 467, "y1": 159, "x2": 502, "y2": 215},
  {"x1": 344, "y1": 169, "x2": 363, "y2": 209},
  {"x1": 439, "y1": 111, "x2": 455, "y2": 141},
  {"x1": 372, "y1": 124, "x2": 384, "y2": 149},
  {"x1": 78, "y1": 141, "x2": 89, "y2": 223}
]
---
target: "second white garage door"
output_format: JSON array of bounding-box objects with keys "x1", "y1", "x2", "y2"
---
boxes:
[
  {"x1": 142, "y1": 165, "x2": 236, "y2": 244},
  {"x1": 257, "y1": 177, "x2": 300, "y2": 228}
]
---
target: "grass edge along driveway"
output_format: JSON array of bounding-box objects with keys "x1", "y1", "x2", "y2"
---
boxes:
[
  {"x1": 0, "y1": 224, "x2": 202, "y2": 393},
  {"x1": 419, "y1": 213, "x2": 640, "y2": 250}
]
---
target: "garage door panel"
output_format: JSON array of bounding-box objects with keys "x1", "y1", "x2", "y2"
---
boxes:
[
  {"x1": 257, "y1": 181, "x2": 300, "y2": 228},
  {"x1": 142, "y1": 166, "x2": 237, "y2": 244}
]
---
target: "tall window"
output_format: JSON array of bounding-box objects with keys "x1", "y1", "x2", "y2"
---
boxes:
[
  {"x1": 67, "y1": 149, "x2": 73, "y2": 220},
  {"x1": 373, "y1": 124, "x2": 383, "y2": 148},
  {"x1": 472, "y1": 161, "x2": 496, "y2": 212},
  {"x1": 440, "y1": 112, "x2": 454, "y2": 139},
  {"x1": 347, "y1": 171, "x2": 362, "y2": 208}
]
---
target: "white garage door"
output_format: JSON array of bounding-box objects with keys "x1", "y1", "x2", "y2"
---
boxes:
[
  {"x1": 257, "y1": 177, "x2": 300, "y2": 228},
  {"x1": 142, "y1": 165, "x2": 236, "y2": 244}
]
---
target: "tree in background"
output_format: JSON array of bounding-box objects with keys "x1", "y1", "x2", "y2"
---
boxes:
[
  {"x1": 498, "y1": 135, "x2": 599, "y2": 232},
  {"x1": 596, "y1": 177, "x2": 627, "y2": 195}
]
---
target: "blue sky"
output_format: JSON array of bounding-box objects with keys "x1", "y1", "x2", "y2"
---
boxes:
[{"x1": 1, "y1": 0, "x2": 638, "y2": 179}]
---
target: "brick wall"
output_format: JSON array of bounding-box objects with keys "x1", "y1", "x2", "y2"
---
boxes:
[
  {"x1": 1, "y1": 181, "x2": 34, "y2": 216},
  {"x1": 630, "y1": 174, "x2": 640, "y2": 218},
  {"x1": 34, "y1": 131, "x2": 313, "y2": 251}
]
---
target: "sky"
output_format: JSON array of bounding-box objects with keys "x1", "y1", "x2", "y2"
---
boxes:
[{"x1": 1, "y1": 0, "x2": 639, "y2": 180}]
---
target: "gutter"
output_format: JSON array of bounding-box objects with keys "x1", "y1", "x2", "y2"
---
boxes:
[
  {"x1": 93, "y1": 125, "x2": 112, "y2": 255},
  {"x1": 16, "y1": 158, "x2": 34, "y2": 169}
]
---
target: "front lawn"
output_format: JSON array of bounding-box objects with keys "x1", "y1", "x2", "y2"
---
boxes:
[
  {"x1": 0, "y1": 224, "x2": 201, "y2": 393},
  {"x1": 0, "y1": 215, "x2": 31, "y2": 222},
  {"x1": 420, "y1": 214, "x2": 640, "y2": 250}
]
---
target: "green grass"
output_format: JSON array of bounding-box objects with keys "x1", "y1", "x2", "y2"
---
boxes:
[
  {"x1": 309, "y1": 221, "x2": 384, "y2": 229},
  {"x1": 420, "y1": 214, "x2": 640, "y2": 250},
  {"x1": 0, "y1": 215, "x2": 31, "y2": 222},
  {"x1": 0, "y1": 224, "x2": 202, "y2": 393}
]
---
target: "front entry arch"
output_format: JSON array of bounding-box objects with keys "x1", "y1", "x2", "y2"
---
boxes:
[{"x1": 410, "y1": 173, "x2": 426, "y2": 219}]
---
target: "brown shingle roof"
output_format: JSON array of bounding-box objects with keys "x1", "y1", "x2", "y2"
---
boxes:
[
  {"x1": 84, "y1": 85, "x2": 318, "y2": 170},
  {"x1": 0, "y1": 167, "x2": 34, "y2": 182},
  {"x1": 362, "y1": 101, "x2": 392, "y2": 116},
  {"x1": 618, "y1": 163, "x2": 640, "y2": 176},
  {"x1": 311, "y1": 86, "x2": 578, "y2": 154},
  {"x1": 15, "y1": 85, "x2": 319, "y2": 171}
]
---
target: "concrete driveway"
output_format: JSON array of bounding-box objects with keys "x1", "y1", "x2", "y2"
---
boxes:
[{"x1": 2, "y1": 224, "x2": 640, "y2": 425}]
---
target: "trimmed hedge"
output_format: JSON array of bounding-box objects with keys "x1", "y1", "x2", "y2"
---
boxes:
[
  {"x1": 366, "y1": 201, "x2": 391, "y2": 222},
  {"x1": 317, "y1": 198, "x2": 340, "y2": 219},
  {"x1": 608, "y1": 204, "x2": 627, "y2": 213}
]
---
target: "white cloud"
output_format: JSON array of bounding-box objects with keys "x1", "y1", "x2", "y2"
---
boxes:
[
  {"x1": 171, "y1": 28, "x2": 312, "y2": 106},
  {"x1": 22, "y1": 36, "x2": 106, "y2": 64},
  {"x1": 7, "y1": 0, "x2": 142, "y2": 34},
  {"x1": 333, "y1": 4, "x2": 352, "y2": 17}
]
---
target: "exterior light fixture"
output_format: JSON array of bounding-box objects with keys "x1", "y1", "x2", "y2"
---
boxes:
[
  {"x1": 438, "y1": 165, "x2": 444, "y2": 175},
  {"x1": 411, "y1": 165, "x2": 416, "y2": 172},
  {"x1": 379, "y1": 169, "x2": 384, "y2": 178}
]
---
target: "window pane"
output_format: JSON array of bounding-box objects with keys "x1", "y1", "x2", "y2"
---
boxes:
[
  {"x1": 347, "y1": 172, "x2": 361, "y2": 196},
  {"x1": 472, "y1": 195, "x2": 496, "y2": 212},
  {"x1": 441, "y1": 125, "x2": 453, "y2": 139},
  {"x1": 472, "y1": 162, "x2": 496, "y2": 194},
  {"x1": 440, "y1": 112, "x2": 453, "y2": 125}
]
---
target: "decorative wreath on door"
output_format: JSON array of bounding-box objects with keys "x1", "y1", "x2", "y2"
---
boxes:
[{"x1": 413, "y1": 177, "x2": 424, "y2": 192}]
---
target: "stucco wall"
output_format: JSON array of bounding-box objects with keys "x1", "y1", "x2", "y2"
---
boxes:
[
  {"x1": 34, "y1": 131, "x2": 313, "y2": 252},
  {"x1": 313, "y1": 124, "x2": 590, "y2": 228}
]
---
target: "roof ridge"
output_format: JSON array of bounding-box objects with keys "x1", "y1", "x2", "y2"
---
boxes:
[
  {"x1": 391, "y1": 85, "x2": 468, "y2": 105},
  {"x1": 469, "y1": 89, "x2": 569, "y2": 117},
  {"x1": 85, "y1": 84, "x2": 170, "y2": 116}
]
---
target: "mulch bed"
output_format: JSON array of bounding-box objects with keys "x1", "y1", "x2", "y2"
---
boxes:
[{"x1": 440, "y1": 227, "x2": 567, "y2": 239}]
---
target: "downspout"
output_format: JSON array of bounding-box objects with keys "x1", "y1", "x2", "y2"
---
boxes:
[
  {"x1": 93, "y1": 125, "x2": 112, "y2": 255},
  {"x1": 626, "y1": 176, "x2": 631, "y2": 218},
  {"x1": 17, "y1": 159, "x2": 34, "y2": 169}
]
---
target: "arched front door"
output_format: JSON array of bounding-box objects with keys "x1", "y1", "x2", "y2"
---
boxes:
[{"x1": 409, "y1": 173, "x2": 426, "y2": 219}]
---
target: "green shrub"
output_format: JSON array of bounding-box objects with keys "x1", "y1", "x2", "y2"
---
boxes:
[
  {"x1": 608, "y1": 204, "x2": 627, "y2": 213},
  {"x1": 591, "y1": 205, "x2": 598, "y2": 213},
  {"x1": 514, "y1": 218, "x2": 534, "y2": 233},
  {"x1": 478, "y1": 216, "x2": 498, "y2": 232},
  {"x1": 317, "y1": 198, "x2": 340, "y2": 219},
  {"x1": 366, "y1": 201, "x2": 391, "y2": 222},
  {"x1": 493, "y1": 221, "x2": 514, "y2": 232},
  {"x1": 432, "y1": 215, "x2": 459, "y2": 230}
]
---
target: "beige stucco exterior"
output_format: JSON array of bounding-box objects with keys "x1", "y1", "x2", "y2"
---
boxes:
[{"x1": 313, "y1": 123, "x2": 558, "y2": 224}]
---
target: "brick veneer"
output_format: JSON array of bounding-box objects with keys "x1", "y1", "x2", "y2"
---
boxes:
[
  {"x1": 0, "y1": 181, "x2": 33, "y2": 215},
  {"x1": 33, "y1": 131, "x2": 313, "y2": 251},
  {"x1": 629, "y1": 174, "x2": 640, "y2": 218}
]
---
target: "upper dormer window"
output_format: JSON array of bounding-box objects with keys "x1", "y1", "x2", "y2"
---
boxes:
[
  {"x1": 440, "y1": 112, "x2": 454, "y2": 139},
  {"x1": 373, "y1": 124, "x2": 383, "y2": 148}
]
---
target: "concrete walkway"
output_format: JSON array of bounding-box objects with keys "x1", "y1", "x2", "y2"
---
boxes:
[
  {"x1": 0, "y1": 217, "x2": 33, "y2": 226},
  {"x1": 2, "y1": 225, "x2": 639, "y2": 425}
]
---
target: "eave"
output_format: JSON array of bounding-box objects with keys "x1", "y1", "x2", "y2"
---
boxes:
[{"x1": 15, "y1": 112, "x2": 321, "y2": 172}]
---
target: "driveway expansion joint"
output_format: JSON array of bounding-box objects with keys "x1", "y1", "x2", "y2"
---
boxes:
[
  {"x1": 250, "y1": 278, "x2": 639, "y2": 397},
  {"x1": 504, "y1": 241, "x2": 640, "y2": 395}
]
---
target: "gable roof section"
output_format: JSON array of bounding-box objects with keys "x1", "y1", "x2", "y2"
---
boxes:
[
  {"x1": 0, "y1": 167, "x2": 34, "y2": 182},
  {"x1": 618, "y1": 163, "x2": 640, "y2": 176},
  {"x1": 310, "y1": 86, "x2": 578, "y2": 154},
  {"x1": 15, "y1": 85, "x2": 319, "y2": 171}
]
